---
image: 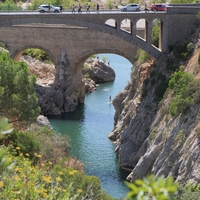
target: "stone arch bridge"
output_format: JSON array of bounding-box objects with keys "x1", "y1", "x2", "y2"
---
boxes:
[{"x1": 0, "y1": 5, "x2": 199, "y2": 113}]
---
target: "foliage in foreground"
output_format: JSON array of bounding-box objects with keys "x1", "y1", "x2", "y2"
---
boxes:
[
  {"x1": 0, "y1": 117, "x2": 114, "y2": 200},
  {"x1": 125, "y1": 175, "x2": 178, "y2": 200},
  {"x1": 0, "y1": 145, "x2": 114, "y2": 200}
]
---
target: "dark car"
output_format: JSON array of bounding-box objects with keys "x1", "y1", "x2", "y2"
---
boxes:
[{"x1": 151, "y1": 4, "x2": 166, "y2": 11}]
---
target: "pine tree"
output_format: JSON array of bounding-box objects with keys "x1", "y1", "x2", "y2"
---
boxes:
[{"x1": 0, "y1": 51, "x2": 40, "y2": 125}]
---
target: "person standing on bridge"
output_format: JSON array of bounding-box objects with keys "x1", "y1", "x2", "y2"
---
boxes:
[
  {"x1": 78, "y1": 4, "x2": 82, "y2": 13},
  {"x1": 72, "y1": 4, "x2": 75, "y2": 13},
  {"x1": 86, "y1": 4, "x2": 90, "y2": 13},
  {"x1": 96, "y1": 3, "x2": 99, "y2": 13},
  {"x1": 60, "y1": 4, "x2": 63, "y2": 13}
]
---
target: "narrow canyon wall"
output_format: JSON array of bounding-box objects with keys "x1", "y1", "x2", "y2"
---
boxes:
[{"x1": 109, "y1": 29, "x2": 200, "y2": 184}]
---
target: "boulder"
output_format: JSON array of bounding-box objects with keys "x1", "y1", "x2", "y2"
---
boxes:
[{"x1": 83, "y1": 58, "x2": 116, "y2": 83}]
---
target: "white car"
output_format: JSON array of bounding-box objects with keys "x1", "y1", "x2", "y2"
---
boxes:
[
  {"x1": 38, "y1": 4, "x2": 61, "y2": 13},
  {"x1": 120, "y1": 4, "x2": 140, "y2": 12}
]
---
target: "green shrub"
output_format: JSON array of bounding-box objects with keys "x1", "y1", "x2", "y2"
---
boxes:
[
  {"x1": 126, "y1": 175, "x2": 178, "y2": 200},
  {"x1": 84, "y1": 73, "x2": 90, "y2": 79},
  {"x1": 83, "y1": 64, "x2": 90, "y2": 72},
  {"x1": 169, "y1": 71, "x2": 193, "y2": 95},
  {"x1": 169, "y1": 95, "x2": 192, "y2": 116},
  {"x1": 187, "y1": 42, "x2": 194, "y2": 53},
  {"x1": 134, "y1": 49, "x2": 152, "y2": 64},
  {"x1": 8, "y1": 130, "x2": 41, "y2": 159},
  {"x1": 102, "y1": 56, "x2": 108, "y2": 63},
  {"x1": 173, "y1": 39, "x2": 193, "y2": 60},
  {"x1": 198, "y1": 51, "x2": 200, "y2": 63},
  {"x1": 23, "y1": 48, "x2": 52, "y2": 63},
  {"x1": 171, "y1": 183, "x2": 200, "y2": 200},
  {"x1": 167, "y1": 71, "x2": 200, "y2": 116}
]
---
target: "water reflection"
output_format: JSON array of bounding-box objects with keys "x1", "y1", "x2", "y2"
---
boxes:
[{"x1": 48, "y1": 104, "x2": 85, "y2": 121}]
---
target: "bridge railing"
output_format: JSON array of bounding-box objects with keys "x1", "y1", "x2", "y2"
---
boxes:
[{"x1": 167, "y1": 5, "x2": 200, "y2": 14}]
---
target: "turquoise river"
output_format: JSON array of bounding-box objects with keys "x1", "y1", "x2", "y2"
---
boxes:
[{"x1": 48, "y1": 54, "x2": 133, "y2": 199}]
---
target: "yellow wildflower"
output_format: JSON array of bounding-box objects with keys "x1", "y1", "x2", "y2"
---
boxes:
[
  {"x1": 48, "y1": 161, "x2": 53, "y2": 165},
  {"x1": 78, "y1": 189, "x2": 82, "y2": 193},
  {"x1": 69, "y1": 170, "x2": 77, "y2": 175},
  {"x1": 25, "y1": 153, "x2": 30, "y2": 157},
  {"x1": 42, "y1": 175, "x2": 51, "y2": 183},
  {"x1": 16, "y1": 147, "x2": 20, "y2": 150},
  {"x1": 0, "y1": 181, "x2": 4, "y2": 188},
  {"x1": 34, "y1": 153, "x2": 38, "y2": 157},
  {"x1": 42, "y1": 193, "x2": 48, "y2": 198},
  {"x1": 56, "y1": 177, "x2": 62, "y2": 182},
  {"x1": 13, "y1": 175, "x2": 21, "y2": 181},
  {"x1": 41, "y1": 163, "x2": 46, "y2": 167},
  {"x1": 14, "y1": 167, "x2": 23, "y2": 172},
  {"x1": 58, "y1": 171, "x2": 64, "y2": 175},
  {"x1": 19, "y1": 153, "x2": 23, "y2": 157}
]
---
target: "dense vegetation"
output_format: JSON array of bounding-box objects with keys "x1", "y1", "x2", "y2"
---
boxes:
[{"x1": 0, "y1": 51, "x2": 40, "y2": 127}]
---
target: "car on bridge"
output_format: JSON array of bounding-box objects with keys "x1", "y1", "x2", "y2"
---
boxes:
[
  {"x1": 120, "y1": 4, "x2": 140, "y2": 12},
  {"x1": 38, "y1": 4, "x2": 61, "y2": 13},
  {"x1": 150, "y1": 4, "x2": 166, "y2": 11}
]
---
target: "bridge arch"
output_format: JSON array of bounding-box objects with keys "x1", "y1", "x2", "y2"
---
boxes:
[
  {"x1": 105, "y1": 19, "x2": 117, "y2": 29},
  {"x1": 120, "y1": 18, "x2": 133, "y2": 34},
  {"x1": 9, "y1": 45, "x2": 56, "y2": 64},
  {"x1": 72, "y1": 48, "x2": 134, "y2": 74},
  {"x1": 151, "y1": 18, "x2": 164, "y2": 51},
  {"x1": 136, "y1": 18, "x2": 147, "y2": 41}
]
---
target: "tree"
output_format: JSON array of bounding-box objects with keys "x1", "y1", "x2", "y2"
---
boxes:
[{"x1": 0, "y1": 51, "x2": 40, "y2": 125}]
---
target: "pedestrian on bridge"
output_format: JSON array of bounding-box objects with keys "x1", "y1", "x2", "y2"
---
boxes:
[
  {"x1": 60, "y1": 4, "x2": 63, "y2": 13},
  {"x1": 96, "y1": 3, "x2": 99, "y2": 13},
  {"x1": 78, "y1": 4, "x2": 82, "y2": 13},
  {"x1": 86, "y1": 4, "x2": 90, "y2": 13},
  {"x1": 72, "y1": 4, "x2": 75, "y2": 13}
]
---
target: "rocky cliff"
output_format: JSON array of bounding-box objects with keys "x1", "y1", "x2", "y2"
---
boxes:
[{"x1": 108, "y1": 29, "x2": 200, "y2": 185}]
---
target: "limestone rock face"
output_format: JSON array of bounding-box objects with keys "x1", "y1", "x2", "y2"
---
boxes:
[
  {"x1": 109, "y1": 29, "x2": 200, "y2": 185},
  {"x1": 83, "y1": 58, "x2": 116, "y2": 83}
]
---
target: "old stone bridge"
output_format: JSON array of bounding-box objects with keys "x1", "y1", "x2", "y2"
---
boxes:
[{"x1": 0, "y1": 5, "x2": 199, "y2": 113}]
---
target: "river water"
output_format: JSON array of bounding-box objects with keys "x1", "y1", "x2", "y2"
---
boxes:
[{"x1": 48, "y1": 54, "x2": 133, "y2": 199}]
